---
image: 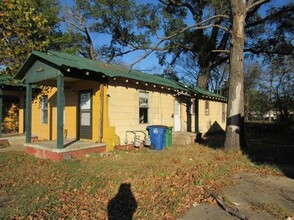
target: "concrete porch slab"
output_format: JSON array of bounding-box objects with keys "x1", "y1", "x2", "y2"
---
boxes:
[
  {"x1": 25, "y1": 139, "x2": 106, "y2": 161},
  {"x1": 0, "y1": 134, "x2": 38, "y2": 145}
]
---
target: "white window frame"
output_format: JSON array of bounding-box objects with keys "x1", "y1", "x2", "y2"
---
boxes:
[
  {"x1": 139, "y1": 91, "x2": 149, "y2": 124},
  {"x1": 190, "y1": 99, "x2": 195, "y2": 115},
  {"x1": 41, "y1": 95, "x2": 48, "y2": 124},
  {"x1": 205, "y1": 101, "x2": 209, "y2": 116}
]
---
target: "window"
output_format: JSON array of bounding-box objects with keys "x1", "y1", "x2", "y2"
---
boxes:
[
  {"x1": 139, "y1": 91, "x2": 149, "y2": 124},
  {"x1": 190, "y1": 99, "x2": 195, "y2": 115},
  {"x1": 41, "y1": 95, "x2": 48, "y2": 124},
  {"x1": 222, "y1": 103, "x2": 226, "y2": 123},
  {"x1": 205, "y1": 101, "x2": 209, "y2": 116}
]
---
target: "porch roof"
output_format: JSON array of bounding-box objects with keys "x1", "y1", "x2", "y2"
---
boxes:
[
  {"x1": 189, "y1": 86, "x2": 227, "y2": 101},
  {"x1": 15, "y1": 50, "x2": 227, "y2": 101},
  {"x1": 0, "y1": 75, "x2": 40, "y2": 90},
  {"x1": 0, "y1": 75, "x2": 24, "y2": 87}
]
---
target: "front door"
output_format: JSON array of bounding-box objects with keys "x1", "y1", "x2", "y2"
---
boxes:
[
  {"x1": 174, "y1": 97, "x2": 181, "y2": 131},
  {"x1": 79, "y1": 90, "x2": 92, "y2": 139}
]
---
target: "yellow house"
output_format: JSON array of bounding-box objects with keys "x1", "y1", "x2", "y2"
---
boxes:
[{"x1": 14, "y1": 51, "x2": 226, "y2": 155}]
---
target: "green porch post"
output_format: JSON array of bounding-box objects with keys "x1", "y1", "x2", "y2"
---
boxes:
[
  {"x1": 25, "y1": 83, "x2": 32, "y2": 143},
  {"x1": 0, "y1": 88, "x2": 3, "y2": 138},
  {"x1": 57, "y1": 75, "x2": 64, "y2": 149}
]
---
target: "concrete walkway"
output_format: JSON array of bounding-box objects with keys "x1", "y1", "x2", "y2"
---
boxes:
[
  {"x1": 0, "y1": 134, "x2": 26, "y2": 152},
  {"x1": 0, "y1": 144, "x2": 25, "y2": 152},
  {"x1": 179, "y1": 173, "x2": 294, "y2": 220}
]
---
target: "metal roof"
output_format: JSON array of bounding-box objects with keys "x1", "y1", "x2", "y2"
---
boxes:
[
  {"x1": 15, "y1": 50, "x2": 227, "y2": 101},
  {"x1": 0, "y1": 75, "x2": 24, "y2": 87}
]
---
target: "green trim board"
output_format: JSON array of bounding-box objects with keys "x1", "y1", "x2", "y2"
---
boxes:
[{"x1": 15, "y1": 50, "x2": 227, "y2": 101}]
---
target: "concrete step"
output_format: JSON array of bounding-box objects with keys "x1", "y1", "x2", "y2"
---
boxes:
[{"x1": 172, "y1": 132, "x2": 196, "y2": 145}]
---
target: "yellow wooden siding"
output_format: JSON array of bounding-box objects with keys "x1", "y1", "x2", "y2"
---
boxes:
[
  {"x1": 18, "y1": 95, "x2": 25, "y2": 134},
  {"x1": 107, "y1": 82, "x2": 174, "y2": 145},
  {"x1": 29, "y1": 80, "x2": 102, "y2": 142},
  {"x1": 198, "y1": 99, "x2": 226, "y2": 134},
  {"x1": 31, "y1": 90, "x2": 51, "y2": 140}
]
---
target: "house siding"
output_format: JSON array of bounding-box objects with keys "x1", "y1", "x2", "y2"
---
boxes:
[
  {"x1": 21, "y1": 81, "x2": 227, "y2": 148},
  {"x1": 107, "y1": 79, "x2": 174, "y2": 145},
  {"x1": 198, "y1": 99, "x2": 226, "y2": 134}
]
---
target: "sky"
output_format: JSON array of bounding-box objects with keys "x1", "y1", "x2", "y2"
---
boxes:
[{"x1": 59, "y1": 0, "x2": 291, "y2": 76}]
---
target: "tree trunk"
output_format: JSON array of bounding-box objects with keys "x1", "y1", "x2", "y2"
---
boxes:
[
  {"x1": 197, "y1": 63, "x2": 212, "y2": 89},
  {"x1": 224, "y1": 0, "x2": 246, "y2": 151},
  {"x1": 84, "y1": 27, "x2": 96, "y2": 60}
]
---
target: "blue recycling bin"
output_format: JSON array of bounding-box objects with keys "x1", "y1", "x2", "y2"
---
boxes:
[{"x1": 147, "y1": 126, "x2": 167, "y2": 150}]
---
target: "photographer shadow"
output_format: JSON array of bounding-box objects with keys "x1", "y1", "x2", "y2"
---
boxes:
[{"x1": 107, "y1": 183, "x2": 137, "y2": 220}]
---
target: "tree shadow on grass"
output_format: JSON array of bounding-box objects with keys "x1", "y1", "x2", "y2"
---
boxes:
[
  {"x1": 107, "y1": 183, "x2": 137, "y2": 220},
  {"x1": 202, "y1": 122, "x2": 294, "y2": 179},
  {"x1": 243, "y1": 122, "x2": 294, "y2": 178}
]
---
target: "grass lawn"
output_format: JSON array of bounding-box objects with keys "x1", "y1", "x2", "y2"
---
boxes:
[{"x1": 0, "y1": 142, "x2": 281, "y2": 219}]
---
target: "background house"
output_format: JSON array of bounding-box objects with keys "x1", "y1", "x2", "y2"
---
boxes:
[{"x1": 0, "y1": 75, "x2": 27, "y2": 137}]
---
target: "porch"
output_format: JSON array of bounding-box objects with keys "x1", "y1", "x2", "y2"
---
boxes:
[
  {"x1": 0, "y1": 134, "x2": 106, "y2": 160},
  {"x1": 24, "y1": 138, "x2": 106, "y2": 161}
]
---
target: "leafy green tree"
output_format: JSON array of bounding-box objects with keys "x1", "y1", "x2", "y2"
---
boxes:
[
  {"x1": 0, "y1": 0, "x2": 66, "y2": 76},
  {"x1": 0, "y1": 0, "x2": 52, "y2": 75}
]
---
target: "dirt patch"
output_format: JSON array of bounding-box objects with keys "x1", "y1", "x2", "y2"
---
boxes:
[{"x1": 180, "y1": 173, "x2": 294, "y2": 219}]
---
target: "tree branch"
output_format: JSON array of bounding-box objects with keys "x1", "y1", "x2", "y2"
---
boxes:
[
  {"x1": 130, "y1": 14, "x2": 230, "y2": 68},
  {"x1": 246, "y1": 0, "x2": 269, "y2": 12},
  {"x1": 1, "y1": 31, "x2": 11, "y2": 45},
  {"x1": 212, "y1": 50, "x2": 230, "y2": 53},
  {"x1": 246, "y1": 4, "x2": 294, "y2": 28},
  {"x1": 244, "y1": 48, "x2": 294, "y2": 56},
  {"x1": 131, "y1": 25, "x2": 228, "y2": 68}
]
